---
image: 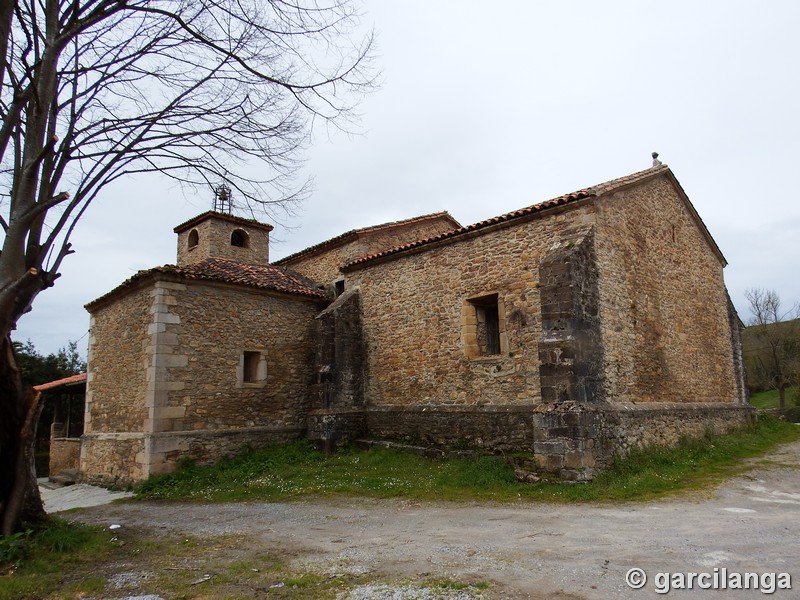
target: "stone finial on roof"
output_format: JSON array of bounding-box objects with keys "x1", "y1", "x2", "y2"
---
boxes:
[{"x1": 652, "y1": 152, "x2": 662, "y2": 167}]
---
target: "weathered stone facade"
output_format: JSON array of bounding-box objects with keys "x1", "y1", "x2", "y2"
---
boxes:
[
  {"x1": 275, "y1": 212, "x2": 461, "y2": 286},
  {"x1": 83, "y1": 213, "x2": 325, "y2": 484},
  {"x1": 334, "y1": 166, "x2": 751, "y2": 478},
  {"x1": 307, "y1": 288, "x2": 367, "y2": 449},
  {"x1": 49, "y1": 435, "x2": 81, "y2": 476},
  {"x1": 175, "y1": 211, "x2": 273, "y2": 267},
  {"x1": 343, "y1": 204, "x2": 600, "y2": 410},
  {"x1": 592, "y1": 175, "x2": 741, "y2": 405},
  {"x1": 82, "y1": 165, "x2": 752, "y2": 484}
]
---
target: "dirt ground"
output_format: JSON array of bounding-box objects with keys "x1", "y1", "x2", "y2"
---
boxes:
[{"x1": 67, "y1": 440, "x2": 800, "y2": 599}]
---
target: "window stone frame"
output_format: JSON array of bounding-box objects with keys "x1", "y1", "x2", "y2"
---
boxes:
[{"x1": 238, "y1": 349, "x2": 267, "y2": 387}]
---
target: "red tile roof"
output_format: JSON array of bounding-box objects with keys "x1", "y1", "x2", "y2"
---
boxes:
[
  {"x1": 274, "y1": 212, "x2": 462, "y2": 265},
  {"x1": 173, "y1": 211, "x2": 274, "y2": 234},
  {"x1": 342, "y1": 164, "x2": 719, "y2": 271},
  {"x1": 176, "y1": 257, "x2": 325, "y2": 296},
  {"x1": 341, "y1": 189, "x2": 595, "y2": 271},
  {"x1": 34, "y1": 372, "x2": 87, "y2": 392},
  {"x1": 86, "y1": 257, "x2": 326, "y2": 311},
  {"x1": 590, "y1": 164, "x2": 669, "y2": 194}
]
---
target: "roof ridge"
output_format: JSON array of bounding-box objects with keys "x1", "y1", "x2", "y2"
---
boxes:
[
  {"x1": 86, "y1": 256, "x2": 326, "y2": 311},
  {"x1": 173, "y1": 211, "x2": 274, "y2": 233},
  {"x1": 34, "y1": 372, "x2": 87, "y2": 392},
  {"x1": 342, "y1": 189, "x2": 594, "y2": 271},
  {"x1": 274, "y1": 211, "x2": 461, "y2": 265},
  {"x1": 342, "y1": 165, "x2": 673, "y2": 271},
  {"x1": 587, "y1": 164, "x2": 669, "y2": 195}
]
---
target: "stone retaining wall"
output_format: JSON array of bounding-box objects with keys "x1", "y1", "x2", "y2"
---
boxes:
[
  {"x1": 365, "y1": 405, "x2": 535, "y2": 449},
  {"x1": 532, "y1": 402, "x2": 756, "y2": 480},
  {"x1": 363, "y1": 401, "x2": 756, "y2": 480},
  {"x1": 307, "y1": 409, "x2": 366, "y2": 451},
  {"x1": 82, "y1": 427, "x2": 303, "y2": 486}
]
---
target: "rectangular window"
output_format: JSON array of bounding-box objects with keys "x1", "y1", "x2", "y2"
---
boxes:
[
  {"x1": 463, "y1": 293, "x2": 505, "y2": 358},
  {"x1": 242, "y1": 351, "x2": 261, "y2": 383},
  {"x1": 481, "y1": 303, "x2": 501, "y2": 355}
]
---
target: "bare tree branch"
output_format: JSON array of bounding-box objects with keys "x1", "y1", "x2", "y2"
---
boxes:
[{"x1": 0, "y1": 0, "x2": 376, "y2": 534}]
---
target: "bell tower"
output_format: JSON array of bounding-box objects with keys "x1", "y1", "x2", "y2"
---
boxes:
[{"x1": 173, "y1": 191, "x2": 272, "y2": 267}]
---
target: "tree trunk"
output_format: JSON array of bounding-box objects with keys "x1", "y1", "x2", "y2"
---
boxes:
[
  {"x1": 0, "y1": 335, "x2": 48, "y2": 535},
  {"x1": 778, "y1": 386, "x2": 786, "y2": 411}
]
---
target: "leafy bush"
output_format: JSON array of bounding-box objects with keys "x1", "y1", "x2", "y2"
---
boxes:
[{"x1": 0, "y1": 530, "x2": 31, "y2": 565}]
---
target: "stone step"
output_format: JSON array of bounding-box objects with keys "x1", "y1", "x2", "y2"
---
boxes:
[{"x1": 48, "y1": 468, "x2": 81, "y2": 487}]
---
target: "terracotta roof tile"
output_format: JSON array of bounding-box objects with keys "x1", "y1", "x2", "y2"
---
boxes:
[
  {"x1": 342, "y1": 165, "x2": 674, "y2": 271},
  {"x1": 274, "y1": 211, "x2": 461, "y2": 265},
  {"x1": 176, "y1": 257, "x2": 325, "y2": 297},
  {"x1": 342, "y1": 189, "x2": 595, "y2": 270},
  {"x1": 173, "y1": 211, "x2": 273, "y2": 234},
  {"x1": 86, "y1": 257, "x2": 325, "y2": 310},
  {"x1": 34, "y1": 372, "x2": 87, "y2": 392},
  {"x1": 588, "y1": 164, "x2": 669, "y2": 195}
]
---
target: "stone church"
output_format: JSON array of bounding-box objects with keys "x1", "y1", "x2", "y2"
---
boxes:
[{"x1": 80, "y1": 163, "x2": 752, "y2": 484}]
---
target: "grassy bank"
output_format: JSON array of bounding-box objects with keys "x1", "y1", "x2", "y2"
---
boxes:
[
  {"x1": 0, "y1": 519, "x2": 126, "y2": 599},
  {"x1": 749, "y1": 387, "x2": 798, "y2": 409},
  {"x1": 137, "y1": 414, "x2": 800, "y2": 504}
]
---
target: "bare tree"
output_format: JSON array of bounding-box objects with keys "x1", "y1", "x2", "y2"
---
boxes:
[
  {"x1": 745, "y1": 288, "x2": 800, "y2": 409},
  {"x1": 0, "y1": 0, "x2": 374, "y2": 534}
]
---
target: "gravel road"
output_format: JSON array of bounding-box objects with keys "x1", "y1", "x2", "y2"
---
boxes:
[{"x1": 69, "y1": 439, "x2": 800, "y2": 599}]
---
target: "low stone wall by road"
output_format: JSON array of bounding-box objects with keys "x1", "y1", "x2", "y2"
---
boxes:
[{"x1": 364, "y1": 402, "x2": 756, "y2": 480}]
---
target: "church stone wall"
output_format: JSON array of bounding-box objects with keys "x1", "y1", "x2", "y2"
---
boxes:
[
  {"x1": 593, "y1": 177, "x2": 740, "y2": 405},
  {"x1": 83, "y1": 286, "x2": 152, "y2": 435},
  {"x1": 164, "y1": 282, "x2": 320, "y2": 433},
  {"x1": 281, "y1": 216, "x2": 458, "y2": 286},
  {"x1": 80, "y1": 169, "x2": 751, "y2": 484},
  {"x1": 345, "y1": 204, "x2": 598, "y2": 415},
  {"x1": 340, "y1": 173, "x2": 748, "y2": 467},
  {"x1": 82, "y1": 277, "x2": 322, "y2": 484}
]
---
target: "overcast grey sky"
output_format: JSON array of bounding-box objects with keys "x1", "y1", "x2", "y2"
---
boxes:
[{"x1": 14, "y1": 0, "x2": 800, "y2": 356}]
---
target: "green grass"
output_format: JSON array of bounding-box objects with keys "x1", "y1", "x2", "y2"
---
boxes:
[
  {"x1": 749, "y1": 386, "x2": 798, "y2": 409},
  {"x1": 0, "y1": 519, "x2": 128, "y2": 599},
  {"x1": 137, "y1": 415, "x2": 800, "y2": 504}
]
